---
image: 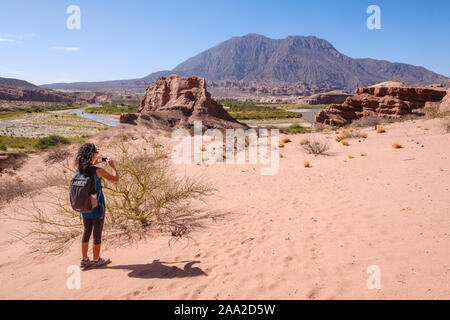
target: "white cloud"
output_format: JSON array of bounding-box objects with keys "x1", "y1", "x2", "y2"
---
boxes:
[
  {"x1": 0, "y1": 66, "x2": 24, "y2": 77},
  {"x1": 51, "y1": 46, "x2": 81, "y2": 52},
  {"x1": 0, "y1": 38, "x2": 16, "y2": 43},
  {"x1": 3, "y1": 33, "x2": 35, "y2": 40}
]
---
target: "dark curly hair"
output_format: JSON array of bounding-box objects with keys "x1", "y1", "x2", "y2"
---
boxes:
[{"x1": 75, "y1": 143, "x2": 97, "y2": 174}]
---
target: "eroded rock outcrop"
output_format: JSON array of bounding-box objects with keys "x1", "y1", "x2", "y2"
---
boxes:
[
  {"x1": 315, "y1": 81, "x2": 448, "y2": 125},
  {"x1": 293, "y1": 90, "x2": 351, "y2": 105},
  {"x1": 0, "y1": 87, "x2": 79, "y2": 103},
  {"x1": 120, "y1": 75, "x2": 247, "y2": 129},
  {"x1": 439, "y1": 89, "x2": 450, "y2": 114}
]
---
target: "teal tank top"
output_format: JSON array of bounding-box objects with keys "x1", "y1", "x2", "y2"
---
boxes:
[{"x1": 81, "y1": 166, "x2": 106, "y2": 219}]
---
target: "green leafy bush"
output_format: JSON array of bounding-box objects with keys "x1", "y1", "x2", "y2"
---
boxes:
[
  {"x1": 35, "y1": 135, "x2": 70, "y2": 150},
  {"x1": 283, "y1": 123, "x2": 309, "y2": 134}
]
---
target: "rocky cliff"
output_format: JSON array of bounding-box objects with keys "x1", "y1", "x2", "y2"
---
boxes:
[
  {"x1": 120, "y1": 75, "x2": 247, "y2": 129},
  {"x1": 315, "y1": 81, "x2": 447, "y2": 125}
]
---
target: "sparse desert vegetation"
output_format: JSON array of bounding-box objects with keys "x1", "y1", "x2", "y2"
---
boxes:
[
  {"x1": 227, "y1": 105, "x2": 302, "y2": 121},
  {"x1": 85, "y1": 103, "x2": 139, "y2": 115},
  {"x1": 376, "y1": 125, "x2": 386, "y2": 133},
  {"x1": 335, "y1": 129, "x2": 366, "y2": 142},
  {"x1": 283, "y1": 123, "x2": 309, "y2": 134},
  {"x1": 11, "y1": 140, "x2": 215, "y2": 253},
  {"x1": 301, "y1": 138, "x2": 330, "y2": 155},
  {"x1": 392, "y1": 142, "x2": 403, "y2": 149}
]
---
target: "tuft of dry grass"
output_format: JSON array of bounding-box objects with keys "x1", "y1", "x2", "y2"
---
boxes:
[
  {"x1": 281, "y1": 137, "x2": 292, "y2": 144},
  {"x1": 351, "y1": 115, "x2": 394, "y2": 128},
  {"x1": 303, "y1": 161, "x2": 310, "y2": 168},
  {"x1": 279, "y1": 142, "x2": 285, "y2": 148},
  {"x1": 301, "y1": 138, "x2": 330, "y2": 155},
  {"x1": 348, "y1": 155, "x2": 354, "y2": 159},
  {"x1": 423, "y1": 126, "x2": 429, "y2": 131},
  {"x1": 341, "y1": 140, "x2": 349, "y2": 146},
  {"x1": 299, "y1": 139, "x2": 309, "y2": 146},
  {"x1": 335, "y1": 129, "x2": 366, "y2": 142},
  {"x1": 360, "y1": 152, "x2": 367, "y2": 157},
  {"x1": 392, "y1": 143, "x2": 403, "y2": 149},
  {"x1": 376, "y1": 125, "x2": 386, "y2": 133}
]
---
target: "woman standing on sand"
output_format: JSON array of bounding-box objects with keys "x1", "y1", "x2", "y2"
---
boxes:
[{"x1": 75, "y1": 143, "x2": 119, "y2": 270}]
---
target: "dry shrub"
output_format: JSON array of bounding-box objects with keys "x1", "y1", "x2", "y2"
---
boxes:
[
  {"x1": 392, "y1": 143, "x2": 403, "y2": 149},
  {"x1": 301, "y1": 138, "x2": 330, "y2": 155},
  {"x1": 299, "y1": 139, "x2": 309, "y2": 146},
  {"x1": 45, "y1": 149, "x2": 71, "y2": 164},
  {"x1": 424, "y1": 102, "x2": 441, "y2": 119},
  {"x1": 445, "y1": 121, "x2": 450, "y2": 134},
  {"x1": 281, "y1": 137, "x2": 292, "y2": 143},
  {"x1": 335, "y1": 129, "x2": 366, "y2": 142},
  {"x1": 0, "y1": 179, "x2": 36, "y2": 207},
  {"x1": 303, "y1": 161, "x2": 310, "y2": 168},
  {"x1": 376, "y1": 125, "x2": 386, "y2": 133},
  {"x1": 11, "y1": 140, "x2": 216, "y2": 254},
  {"x1": 311, "y1": 122, "x2": 331, "y2": 132},
  {"x1": 0, "y1": 171, "x2": 64, "y2": 210},
  {"x1": 341, "y1": 140, "x2": 349, "y2": 146},
  {"x1": 351, "y1": 116, "x2": 393, "y2": 128}
]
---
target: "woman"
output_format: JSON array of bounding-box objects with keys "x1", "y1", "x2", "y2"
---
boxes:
[{"x1": 75, "y1": 143, "x2": 119, "y2": 270}]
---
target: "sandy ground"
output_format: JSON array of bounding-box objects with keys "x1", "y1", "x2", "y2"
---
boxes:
[{"x1": 0, "y1": 118, "x2": 449, "y2": 300}]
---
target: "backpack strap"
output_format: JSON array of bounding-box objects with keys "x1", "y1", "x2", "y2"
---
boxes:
[{"x1": 87, "y1": 166, "x2": 98, "y2": 195}]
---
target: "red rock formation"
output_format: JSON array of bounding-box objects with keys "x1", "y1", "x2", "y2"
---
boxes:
[
  {"x1": 121, "y1": 75, "x2": 247, "y2": 129},
  {"x1": 0, "y1": 86, "x2": 80, "y2": 103},
  {"x1": 293, "y1": 90, "x2": 351, "y2": 105},
  {"x1": 315, "y1": 81, "x2": 447, "y2": 125},
  {"x1": 439, "y1": 89, "x2": 450, "y2": 114}
]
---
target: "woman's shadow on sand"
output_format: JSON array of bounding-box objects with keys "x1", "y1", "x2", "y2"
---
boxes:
[{"x1": 107, "y1": 259, "x2": 206, "y2": 279}]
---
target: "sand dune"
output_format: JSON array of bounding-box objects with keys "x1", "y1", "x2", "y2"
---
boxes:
[{"x1": 0, "y1": 118, "x2": 449, "y2": 299}]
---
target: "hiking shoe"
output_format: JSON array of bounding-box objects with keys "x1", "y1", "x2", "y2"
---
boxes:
[
  {"x1": 91, "y1": 257, "x2": 111, "y2": 268},
  {"x1": 80, "y1": 258, "x2": 91, "y2": 269}
]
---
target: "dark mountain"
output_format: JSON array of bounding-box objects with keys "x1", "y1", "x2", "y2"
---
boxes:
[
  {"x1": 42, "y1": 34, "x2": 448, "y2": 94},
  {"x1": 0, "y1": 77, "x2": 37, "y2": 89}
]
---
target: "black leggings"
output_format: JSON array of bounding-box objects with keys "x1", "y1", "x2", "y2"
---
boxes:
[{"x1": 82, "y1": 216, "x2": 105, "y2": 245}]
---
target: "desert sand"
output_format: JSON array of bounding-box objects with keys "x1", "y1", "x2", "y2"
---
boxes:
[{"x1": 0, "y1": 117, "x2": 449, "y2": 300}]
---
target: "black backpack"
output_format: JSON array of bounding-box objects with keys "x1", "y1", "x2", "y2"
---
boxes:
[{"x1": 70, "y1": 166, "x2": 99, "y2": 213}]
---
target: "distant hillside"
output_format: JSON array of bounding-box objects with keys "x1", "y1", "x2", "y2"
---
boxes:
[
  {"x1": 0, "y1": 77, "x2": 85, "y2": 103},
  {"x1": 0, "y1": 77, "x2": 37, "y2": 89},
  {"x1": 42, "y1": 34, "x2": 449, "y2": 95}
]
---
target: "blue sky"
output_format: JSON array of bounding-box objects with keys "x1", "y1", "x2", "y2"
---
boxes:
[{"x1": 0, "y1": 0, "x2": 449, "y2": 85}]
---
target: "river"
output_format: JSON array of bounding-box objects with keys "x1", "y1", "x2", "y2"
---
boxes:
[{"x1": 55, "y1": 105, "x2": 120, "y2": 127}]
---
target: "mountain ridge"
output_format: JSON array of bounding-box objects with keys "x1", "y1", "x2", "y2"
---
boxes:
[{"x1": 41, "y1": 33, "x2": 448, "y2": 95}]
